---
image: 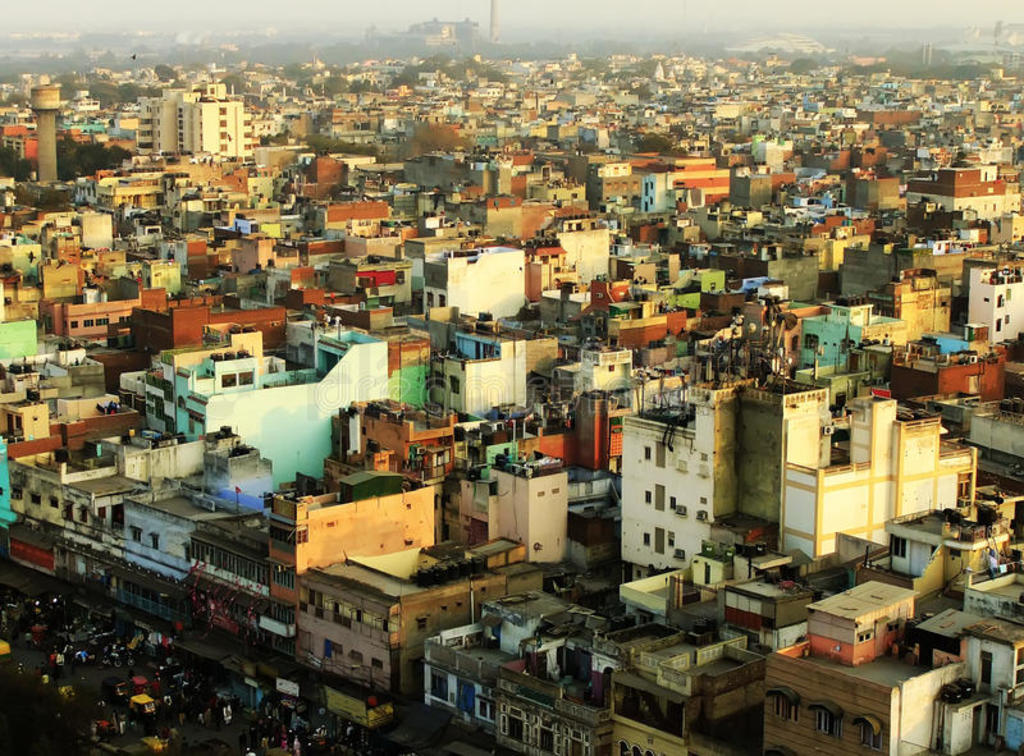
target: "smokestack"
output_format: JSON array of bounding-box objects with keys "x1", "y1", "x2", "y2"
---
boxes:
[
  {"x1": 31, "y1": 85, "x2": 61, "y2": 183},
  {"x1": 490, "y1": 0, "x2": 499, "y2": 43}
]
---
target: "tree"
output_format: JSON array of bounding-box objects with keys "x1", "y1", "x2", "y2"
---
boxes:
[
  {"x1": 57, "y1": 138, "x2": 131, "y2": 181},
  {"x1": 790, "y1": 58, "x2": 817, "y2": 75},
  {"x1": 154, "y1": 64, "x2": 176, "y2": 81},
  {"x1": 407, "y1": 124, "x2": 469, "y2": 157},
  {"x1": 0, "y1": 147, "x2": 32, "y2": 181},
  {"x1": 635, "y1": 133, "x2": 675, "y2": 154}
]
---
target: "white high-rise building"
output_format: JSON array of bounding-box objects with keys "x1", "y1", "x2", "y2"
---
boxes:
[{"x1": 137, "y1": 83, "x2": 253, "y2": 160}]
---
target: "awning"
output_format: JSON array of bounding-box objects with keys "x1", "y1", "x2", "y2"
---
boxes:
[
  {"x1": 0, "y1": 560, "x2": 65, "y2": 596},
  {"x1": 853, "y1": 713, "x2": 882, "y2": 736},
  {"x1": 809, "y1": 700, "x2": 844, "y2": 719},
  {"x1": 172, "y1": 637, "x2": 231, "y2": 663},
  {"x1": 766, "y1": 686, "x2": 800, "y2": 706}
]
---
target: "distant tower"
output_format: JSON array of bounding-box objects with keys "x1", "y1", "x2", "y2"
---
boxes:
[
  {"x1": 490, "y1": 0, "x2": 499, "y2": 43},
  {"x1": 31, "y1": 85, "x2": 60, "y2": 183}
]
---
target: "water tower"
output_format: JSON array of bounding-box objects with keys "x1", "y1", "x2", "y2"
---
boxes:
[{"x1": 31, "y1": 85, "x2": 60, "y2": 183}]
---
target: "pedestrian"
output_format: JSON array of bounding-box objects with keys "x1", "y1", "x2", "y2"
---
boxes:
[{"x1": 222, "y1": 701, "x2": 232, "y2": 727}]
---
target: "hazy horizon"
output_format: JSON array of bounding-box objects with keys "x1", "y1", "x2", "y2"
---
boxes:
[{"x1": 1, "y1": 0, "x2": 1013, "y2": 36}]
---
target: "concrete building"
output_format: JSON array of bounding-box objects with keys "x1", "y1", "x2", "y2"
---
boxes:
[
  {"x1": 799, "y1": 302, "x2": 907, "y2": 370},
  {"x1": 782, "y1": 397, "x2": 976, "y2": 557},
  {"x1": 148, "y1": 329, "x2": 388, "y2": 485},
  {"x1": 429, "y1": 330, "x2": 527, "y2": 416},
  {"x1": 867, "y1": 269, "x2": 951, "y2": 342},
  {"x1": 295, "y1": 540, "x2": 532, "y2": 695},
  {"x1": 968, "y1": 264, "x2": 1024, "y2": 342},
  {"x1": 609, "y1": 625, "x2": 765, "y2": 755},
  {"x1": 764, "y1": 582, "x2": 965, "y2": 755},
  {"x1": 137, "y1": 83, "x2": 253, "y2": 159},
  {"x1": 424, "y1": 247, "x2": 525, "y2": 320},
  {"x1": 906, "y1": 166, "x2": 1021, "y2": 221},
  {"x1": 489, "y1": 457, "x2": 568, "y2": 562},
  {"x1": 621, "y1": 380, "x2": 829, "y2": 578}
]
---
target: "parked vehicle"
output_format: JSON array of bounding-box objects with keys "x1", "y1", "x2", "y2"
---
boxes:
[{"x1": 102, "y1": 676, "x2": 129, "y2": 704}]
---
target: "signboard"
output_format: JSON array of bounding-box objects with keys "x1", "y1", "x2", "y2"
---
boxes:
[
  {"x1": 870, "y1": 388, "x2": 892, "y2": 399},
  {"x1": 276, "y1": 678, "x2": 300, "y2": 698},
  {"x1": 324, "y1": 686, "x2": 394, "y2": 729}
]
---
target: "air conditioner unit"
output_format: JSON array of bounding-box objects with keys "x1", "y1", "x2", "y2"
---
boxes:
[
  {"x1": 676, "y1": 505, "x2": 688, "y2": 517},
  {"x1": 674, "y1": 548, "x2": 687, "y2": 560},
  {"x1": 969, "y1": 355, "x2": 979, "y2": 364},
  {"x1": 696, "y1": 510, "x2": 708, "y2": 521}
]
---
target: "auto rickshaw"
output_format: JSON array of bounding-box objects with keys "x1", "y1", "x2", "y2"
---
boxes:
[
  {"x1": 102, "y1": 676, "x2": 129, "y2": 704},
  {"x1": 131, "y1": 675, "x2": 149, "y2": 695},
  {"x1": 58, "y1": 684, "x2": 75, "y2": 699},
  {"x1": 141, "y1": 735, "x2": 168, "y2": 752},
  {"x1": 0, "y1": 639, "x2": 11, "y2": 664},
  {"x1": 129, "y1": 694, "x2": 157, "y2": 717}
]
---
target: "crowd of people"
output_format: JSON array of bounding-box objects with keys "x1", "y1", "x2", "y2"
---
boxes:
[{"x1": 1, "y1": 587, "x2": 394, "y2": 755}]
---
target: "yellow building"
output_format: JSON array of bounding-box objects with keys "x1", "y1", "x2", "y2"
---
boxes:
[{"x1": 783, "y1": 397, "x2": 975, "y2": 557}]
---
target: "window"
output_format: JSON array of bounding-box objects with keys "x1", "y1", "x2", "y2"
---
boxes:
[
  {"x1": 655, "y1": 484, "x2": 665, "y2": 511},
  {"x1": 70, "y1": 321, "x2": 78, "y2": 329},
  {"x1": 644, "y1": 490, "x2": 652, "y2": 504},
  {"x1": 296, "y1": 528, "x2": 308, "y2": 544},
  {"x1": 273, "y1": 567, "x2": 295, "y2": 590},
  {"x1": 890, "y1": 535, "x2": 907, "y2": 558},
  {"x1": 49, "y1": 496, "x2": 58, "y2": 509},
  {"x1": 29, "y1": 493, "x2": 41, "y2": 505},
  {"x1": 507, "y1": 716, "x2": 524, "y2": 741},
  {"x1": 981, "y1": 651, "x2": 993, "y2": 686},
  {"x1": 670, "y1": 496, "x2": 677, "y2": 509},
  {"x1": 430, "y1": 671, "x2": 448, "y2": 701},
  {"x1": 773, "y1": 696, "x2": 797, "y2": 721},
  {"x1": 324, "y1": 639, "x2": 333, "y2": 659},
  {"x1": 643, "y1": 532, "x2": 651, "y2": 546},
  {"x1": 417, "y1": 617, "x2": 428, "y2": 630},
  {"x1": 371, "y1": 657, "x2": 383, "y2": 670},
  {"x1": 238, "y1": 371, "x2": 254, "y2": 386},
  {"x1": 95, "y1": 317, "x2": 109, "y2": 326},
  {"x1": 804, "y1": 333, "x2": 820, "y2": 350},
  {"x1": 478, "y1": 697, "x2": 495, "y2": 721},
  {"x1": 644, "y1": 446, "x2": 652, "y2": 461},
  {"x1": 221, "y1": 373, "x2": 237, "y2": 388},
  {"x1": 83, "y1": 319, "x2": 94, "y2": 328},
  {"x1": 814, "y1": 709, "x2": 842, "y2": 738},
  {"x1": 540, "y1": 730, "x2": 554, "y2": 751},
  {"x1": 150, "y1": 533, "x2": 160, "y2": 549},
  {"x1": 668, "y1": 532, "x2": 675, "y2": 548},
  {"x1": 857, "y1": 630, "x2": 873, "y2": 643},
  {"x1": 859, "y1": 723, "x2": 882, "y2": 750},
  {"x1": 130, "y1": 527, "x2": 142, "y2": 543},
  {"x1": 655, "y1": 443, "x2": 666, "y2": 468},
  {"x1": 449, "y1": 375, "x2": 460, "y2": 394}
]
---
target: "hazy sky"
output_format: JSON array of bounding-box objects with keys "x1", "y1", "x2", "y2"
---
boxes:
[{"x1": 1, "y1": 0, "x2": 1010, "y2": 35}]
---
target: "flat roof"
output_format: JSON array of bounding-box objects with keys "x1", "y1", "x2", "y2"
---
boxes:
[
  {"x1": 807, "y1": 582, "x2": 916, "y2": 620},
  {"x1": 916, "y1": 609, "x2": 983, "y2": 639}
]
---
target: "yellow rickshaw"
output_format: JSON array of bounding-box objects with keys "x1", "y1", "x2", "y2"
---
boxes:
[
  {"x1": 58, "y1": 684, "x2": 75, "y2": 699},
  {"x1": 130, "y1": 693, "x2": 157, "y2": 717},
  {"x1": 141, "y1": 735, "x2": 168, "y2": 752},
  {"x1": 0, "y1": 639, "x2": 10, "y2": 664}
]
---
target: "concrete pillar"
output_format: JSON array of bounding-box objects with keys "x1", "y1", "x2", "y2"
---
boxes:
[{"x1": 31, "y1": 86, "x2": 60, "y2": 183}]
